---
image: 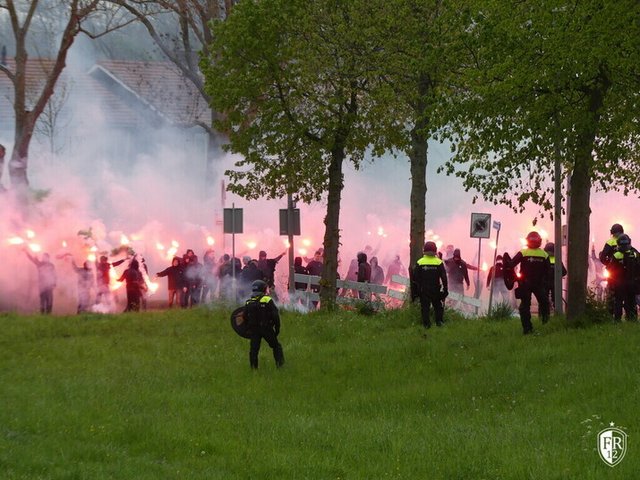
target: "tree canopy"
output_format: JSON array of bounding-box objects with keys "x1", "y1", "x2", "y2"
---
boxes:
[
  {"x1": 204, "y1": 0, "x2": 401, "y2": 309},
  {"x1": 441, "y1": 0, "x2": 640, "y2": 318}
]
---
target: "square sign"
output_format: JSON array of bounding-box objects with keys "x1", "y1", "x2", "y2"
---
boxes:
[
  {"x1": 470, "y1": 213, "x2": 491, "y2": 239},
  {"x1": 279, "y1": 209, "x2": 301, "y2": 236},
  {"x1": 223, "y1": 208, "x2": 243, "y2": 234}
]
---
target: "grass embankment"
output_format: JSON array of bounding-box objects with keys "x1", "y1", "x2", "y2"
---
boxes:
[{"x1": 1, "y1": 305, "x2": 638, "y2": 479}]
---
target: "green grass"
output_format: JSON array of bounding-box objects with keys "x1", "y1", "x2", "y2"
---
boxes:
[{"x1": 1, "y1": 305, "x2": 638, "y2": 479}]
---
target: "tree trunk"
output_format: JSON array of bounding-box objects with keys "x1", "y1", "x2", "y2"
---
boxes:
[
  {"x1": 566, "y1": 72, "x2": 609, "y2": 321},
  {"x1": 409, "y1": 129, "x2": 428, "y2": 270},
  {"x1": 319, "y1": 143, "x2": 345, "y2": 311},
  {"x1": 9, "y1": 113, "x2": 36, "y2": 190},
  {"x1": 566, "y1": 151, "x2": 591, "y2": 320},
  {"x1": 408, "y1": 74, "x2": 431, "y2": 297},
  {"x1": 7, "y1": 3, "x2": 84, "y2": 191}
]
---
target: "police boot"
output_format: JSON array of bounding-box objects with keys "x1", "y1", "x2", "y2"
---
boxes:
[{"x1": 274, "y1": 346, "x2": 285, "y2": 368}]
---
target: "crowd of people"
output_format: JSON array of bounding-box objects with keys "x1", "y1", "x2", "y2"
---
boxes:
[{"x1": 21, "y1": 222, "x2": 636, "y2": 336}]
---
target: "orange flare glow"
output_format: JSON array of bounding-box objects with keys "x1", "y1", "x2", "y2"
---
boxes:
[
  {"x1": 8, "y1": 237, "x2": 24, "y2": 245},
  {"x1": 207, "y1": 236, "x2": 215, "y2": 246}
]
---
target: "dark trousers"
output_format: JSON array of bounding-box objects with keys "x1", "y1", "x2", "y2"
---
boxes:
[
  {"x1": 419, "y1": 293, "x2": 444, "y2": 328},
  {"x1": 124, "y1": 289, "x2": 141, "y2": 312},
  {"x1": 613, "y1": 285, "x2": 637, "y2": 321},
  {"x1": 518, "y1": 283, "x2": 549, "y2": 334},
  {"x1": 39, "y1": 289, "x2": 54, "y2": 314},
  {"x1": 249, "y1": 326, "x2": 284, "y2": 369}
]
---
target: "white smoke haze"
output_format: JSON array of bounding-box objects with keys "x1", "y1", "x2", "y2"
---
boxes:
[{"x1": 1, "y1": 47, "x2": 639, "y2": 315}]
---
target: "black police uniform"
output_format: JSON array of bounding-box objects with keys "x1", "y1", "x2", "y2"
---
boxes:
[
  {"x1": 411, "y1": 252, "x2": 448, "y2": 328},
  {"x1": 245, "y1": 293, "x2": 284, "y2": 369},
  {"x1": 509, "y1": 247, "x2": 550, "y2": 334},
  {"x1": 607, "y1": 245, "x2": 639, "y2": 321}
]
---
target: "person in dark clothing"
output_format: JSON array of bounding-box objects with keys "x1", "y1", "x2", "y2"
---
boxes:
[
  {"x1": 239, "y1": 258, "x2": 263, "y2": 300},
  {"x1": 244, "y1": 280, "x2": 284, "y2": 369},
  {"x1": 95, "y1": 255, "x2": 127, "y2": 306},
  {"x1": 370, "y1": 256, "x2": 385, "y2": 285},
  {"x1": 118, "y1": 259, "x2": 147, "y2": 312},
  {"x1": 305, "y1": 250, "x2": 323, "y2": 308},
  {"x1": 599, "y1": 223, "x2": 625, "y2": 314},
  {"x1": 217, "y1": 254, "x2": 233, "y2": 300},
  {"x1": 599, "y1": 223, "x2": 625, "y2": 265},
  {"x1": 385, "y1": 254, "x2": 407, "y2": 289},
  {"x1": 292, "y1": 256, "x2": 309, "y2": 291},
  {"x1": 356, "y1": 252, "x2": 372, "y2": 300},
  {"x1": 183, "y1": 254, "x2": 203, "y2": 307},
  {"x1": 543, "y1": 242, "x2": 567, "y2": 312},
  {"x1": 604, "y1": 234, "x2": 639, "y2": 322},
  {"x1": 25, "y1": 250, "x2": 57, "y2": 314},
  {"x1": 71, "y1": 259, "x2": 94, "y2": 313},
  {"x1": 156, "y1": 256, "x2": 183, "y2": 308},
  {"x1": 306, "y1": 250, "x2": 324, "y2": 276},
  {"x1": 486, "y1": 255, "x2": 514, "y2": 307},
  {"x1": 444, "y1": 248, "x2": 478, "y2": 311},
  {"x1": 257, "y1": 250, "x2": 286, "y2": 295},
  {"x1": 201, "y1": 249, "x2": 217, "y2": 303},
  {"x1": 411, "y1": 241, "x2": 448, "y2": 328},
  {"x1": 507, "y1": 231, "x2": 551, "y2": 334}
]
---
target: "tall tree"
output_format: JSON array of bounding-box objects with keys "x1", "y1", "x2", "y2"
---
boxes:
[
  {"x1": 0, "y1": 0, "x2": 131, "y2": 192},
  {"x1": 442, "y1": 0, "x2": 640, "y2": 320},
  {"x1": 371, "y1": 0, "x2": 470, "y2": 269},
  {"x1": 203, "y1": 0, "x2": 396, "y2": 310}
]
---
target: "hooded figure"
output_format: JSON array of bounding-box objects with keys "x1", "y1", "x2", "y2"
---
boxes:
[
  {"x1": 118, "y1": 259, "x2": 146, "y2": 312},
  {"x1": 356, "y1": 252, "x2": 372, "y2": 300}
]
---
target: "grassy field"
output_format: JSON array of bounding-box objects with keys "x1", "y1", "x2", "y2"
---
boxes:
[{"x1": 1, "y1": 304, "x2": 638, "y2": 479}]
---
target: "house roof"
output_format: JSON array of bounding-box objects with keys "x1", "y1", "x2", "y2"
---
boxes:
[{"x1": 0, "y1": 57, "x2": 211, "y2": 134}]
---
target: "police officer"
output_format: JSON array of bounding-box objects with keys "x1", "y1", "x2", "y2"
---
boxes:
[
  {"x1": 599, "y1": 223, "x2": 625, "y2": 265},
  {"x1": 606, "y1": 234, "x2": 638, "y2": 322},
  {"x1": 411, "y1": 241, "x2": 448, "y2": 328},
  {"x1": 508, "y1": 231, "x2": 550, "y2": 334},
  {"x1": 599, "y1": 223, "x2": 625, "y2": 314},
  {"x1": 543, "y1": 242, "x2": 567, "y2": 312},
  {"x1": 245, "y1": 280, "x2": 284, "y2": 369}
]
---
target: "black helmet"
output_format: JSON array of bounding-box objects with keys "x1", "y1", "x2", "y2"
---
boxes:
[
  {"x1": 617, "y1": 234, "x2": 632, "y2": 251},
  {"x1": 251, "y1": 279, "x2": 268, "y2": 294},
  {"x1": 610, "y1": 223, "x2": 624, "y2": 235},
  {"x1": 423, "y1": 241, "x2": 437, "y2": 253},
  {"x1": 544, "y1": 242, "x2": 554, "y2": 254},
  {"x1": 526, "y1": 231, "x2": 542, "y2": 249}
]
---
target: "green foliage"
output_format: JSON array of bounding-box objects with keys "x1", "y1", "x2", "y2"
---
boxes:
[
  {"x1": 442, "y1": 0, "x2": 640, "y2": 212},
  {"x1": 1, "y1": 307, "x2": 638, "y2": 478},
  {"x1": 203, "y1": 0, "x2": 396, "y2": 203}
]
